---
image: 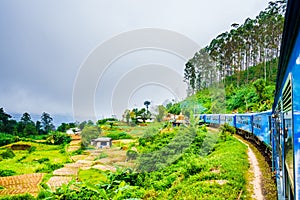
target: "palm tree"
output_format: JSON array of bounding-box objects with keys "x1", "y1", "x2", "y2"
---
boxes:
[{"x1": 144, "y1": 101, "x2": 151, "y2": 112}]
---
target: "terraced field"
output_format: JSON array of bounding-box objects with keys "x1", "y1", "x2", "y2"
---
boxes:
[{"x1": 0, "y1": 173, "x2": 44, "y2": 196}]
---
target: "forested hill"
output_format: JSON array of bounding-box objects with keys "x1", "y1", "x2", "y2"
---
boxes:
[
  {"x1": 167, "y1": 1, "x2": 286, "y2": 115},
  {"x1": 166, "y1": 59, "x2": 277, "y2": 115},
  {"x1": 167, "y1": 0, "x2": 287, "y2": 114},
  {"x1": 183, "y1": 0, "x2": 286, "y2": 96}
]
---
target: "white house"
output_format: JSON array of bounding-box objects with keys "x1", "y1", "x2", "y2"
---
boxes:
[
  {"x1": 66, "y1": 128, "x2": 81, "y2": 134},
  {"x1": 91, "y1": 137, "x2": 112, "y2": 148}
]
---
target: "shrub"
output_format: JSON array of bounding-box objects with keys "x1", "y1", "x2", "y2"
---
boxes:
[
  {"x1": 35, "y1": 163, "x2": 63, "y2": 173},
  {"x1": 94, "y1": 152, "x2": 108, "y2": 160},
  {"x1": 0, "y1": 133, "x2": 18, "y2": 147},
  {"x1": 27, "y1": 146, "x2": 36, "y2": 153},
  {"x1": 126, "y1": 150, "x2": 138, "y2": 160},
  {"x1": 81, "y1": 126, "x2": 101, "y2": 147},
  {"x1": 0, "y1": 194, "x2": 35, "y2": 200},
  {"x1": 96, "y1": 118, "x2": 117, "y2": 125},
  {"x1": 1, "y1": 148, "x2": 15, "y2": 159},
  {"x1": 219, "y1": 123, "x2": 236, "y2": 141},
  {"x1": 17, "y1": 155, "x2": 27, "y2": 162},
  {"x1": 46, "y1": 132, "x2": 71, "y2": 145},
  {"x1": 106, "y1": 132, "x2": 132, "y2": 140},
  {"x1": 37, "y1": 158, "x2": 50, "y2": 164},
  {"x1": 0, "y1": 169, "x2": 16, "y2": 177}
]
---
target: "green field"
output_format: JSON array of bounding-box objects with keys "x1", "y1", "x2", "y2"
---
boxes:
[
  {"x1": 0, "y1": 141, "x2": 70, "y2": 175},
  {"x1": 30, "y1": 123, "x2": 251, "y2": 200}
]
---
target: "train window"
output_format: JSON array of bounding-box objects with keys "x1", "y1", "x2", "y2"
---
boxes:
[
  {"x1": 284, "y1": 112, "x2": 294, "y2": 192},
  {"x1": 274, "y1": 112, "x2": 283, "y2": 173}
]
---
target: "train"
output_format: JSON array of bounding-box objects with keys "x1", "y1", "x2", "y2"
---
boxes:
[{"x1": 199, "y1": 0, "x2": 300, "y2": 199}]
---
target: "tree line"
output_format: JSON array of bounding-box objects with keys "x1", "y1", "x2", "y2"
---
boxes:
[
  {"x1": 184, "y1": 0, "x2": 286, "y2": 95},
  {"x1": 0, "y1": 108, "x2": 56, "y2": 137}
]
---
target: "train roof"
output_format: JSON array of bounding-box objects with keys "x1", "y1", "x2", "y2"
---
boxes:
[
  {"x1": 275, "y1": 0, "x2": 300, "y2": 101},
  {"x1": 253, "y1": 110, "x2": 272, "y2": 115}
]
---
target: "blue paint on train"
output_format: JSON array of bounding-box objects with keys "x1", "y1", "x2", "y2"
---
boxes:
[
  {"x1": 225, "y1": 114, "x2": 236, "y2": 127},
  {"x1": 235, "y1": 114, "x2": 254, "y2": 133},
  {"x1": 253, "y1": 111, "x2": 272, "y2": 147}
]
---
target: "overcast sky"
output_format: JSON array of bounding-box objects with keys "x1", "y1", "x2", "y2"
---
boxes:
[{"x1": 0, "y1": 0, "x2": 271, "y2": 123}]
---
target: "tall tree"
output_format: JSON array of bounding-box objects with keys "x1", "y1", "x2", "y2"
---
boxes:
[
  {"x1": 144, "y1": 101, "x2": 151, "y2": 112},
  {"x1": 19, "y1": 112, "x2": 37, "y2": 136},
  {"x1": 0, "y1": 108, "x2": 17, "y2": 134},
  {"x1": 41, "y1": 112, "x2": 54, "y2": 134}
]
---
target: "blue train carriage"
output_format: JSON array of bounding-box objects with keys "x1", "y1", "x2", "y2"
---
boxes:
[
  {"x1": 235, "y1": 113, "x2": 254, "y2": 137},
  {"x1": 204, "y1": 114, "x2": 212, "y2": 124},
  {"x1": 272, "y1": 0, "x2": 300, "y2": 199},
  {"x1": 252, "y1": 111, "x2": 272, "y2": 148},
  {"x1": 225, "y1": 114, "x2": 236, "y2": 127},
  {"x1": 199, "y1": 114, "x2": 206, "y2": 125},
  {"x1": 220, "y1": 114, "x2": 226, "y2": 125},
  {"x1": 210, "y1": 114, "x2": 220, "y2": 127}
]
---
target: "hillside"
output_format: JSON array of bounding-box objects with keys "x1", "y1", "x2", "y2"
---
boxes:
[{"x1": 168, "y1": 58, "x2": 278, "y2": 114}]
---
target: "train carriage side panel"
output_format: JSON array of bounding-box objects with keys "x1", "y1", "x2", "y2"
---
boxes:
[
  {"x1": 253, "y1": 111, "x2": 272, "y2": 147},
  {"x1": 199, "y1": 114, "x2": 206, "y2": 124},
  {"x1": 235, "y1": 114, "x2": 254, "y2": 133},
  {"x1": 220, "y1": 115, "x2": 226, "y2": 125},
  {"x1": 272, "y1": 0, "x2": 300, "y2": 197},
  {"x1": 290, "y1": 30, "x2": 300, "y2": 200},
  {"x1": 205, "y1": 114, "x2": 212, "y2": 124},
  {"x1": 211, "y1": 114, "x2": 220, "y2": 126},
  {"x1": 225, "y1": 114, "x2": 236, "y2": 127}
]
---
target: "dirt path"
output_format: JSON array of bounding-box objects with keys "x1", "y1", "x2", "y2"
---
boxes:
[{"x1": 236, "y1": 137, "x2": 264, "y2": 200}]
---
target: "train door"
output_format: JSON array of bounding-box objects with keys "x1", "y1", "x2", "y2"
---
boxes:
[{"x1": 274, "y1": 99, "x2": 285, "y2": 199}]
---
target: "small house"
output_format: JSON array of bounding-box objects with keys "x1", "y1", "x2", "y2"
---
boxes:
[{"x1": 91, "y1": 137, "x2": 112, "y2": 148}]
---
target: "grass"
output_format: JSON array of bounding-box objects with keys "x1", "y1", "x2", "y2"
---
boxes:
[
  {"x1": 78, "y1": 168, "x2": 107, "y2": 185},
  {"x1": 0, "y1": 141, "x2": 71, "y2": 175},
  {"x1": 154, "y1": 136, "x2": 249, "y2": 199}
]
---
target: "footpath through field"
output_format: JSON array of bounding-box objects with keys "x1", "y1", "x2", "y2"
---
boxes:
[
  {"x1": 207, "y1": 127, "x2": 264, "y2": 200},
  {"x1": 235, "y1": 136, "x2": 264, "y2": 200}
]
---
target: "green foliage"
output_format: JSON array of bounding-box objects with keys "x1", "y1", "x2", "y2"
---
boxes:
[
  {"x1": 94, "y1": 152, "x2": 108, "y2": 160},
  {"x1": 0, "y1": 133, "x2": 19, "y2": 147},
  {"x1": 0, "y1": 148, "x2": 15, "y2": 159},
  {"x1": 41, "y1": 112, "x2": 54, "y2": 134},
  {"x1": 71, "y1": 143, "x2": 86, "y2": 156},
  {"x1": 0, "y1": 169, "x2": 16, "y2": 177},
  {"x1": 0, "y1": 194, "x2": 35, "y2": 200},
  {"x1": 81, "y1": 125, "x2": 101, "y2": 147},
  {"x1": 96, "y1": 118, "x2": 117, "y2": 125},
  {"x1": 106, "y1": 132, "x2": 132, "y2": 140},
  {"x1": 27, "y1": 146, "x2": 36, "y2": 154},
  {"x1": 219, "y1": 123, "x2": 236, "y2": 141},
  {"x1": 191, "y1": 75, "x2": 275, "y2": 114},
  {"x1": 0, "y1": 108, "x2": 16, "y2": 134},
  {"x1": 36, "y1": 125, "x2": 250, "y2": 199},
  {"x1": 0, "y1": 141, "x2": 70, "y2": 175},
  {"x1": 46, "y1": 132, "x2": 71, "y2": 145},
  {"x1": 126, "y1": 150, "x2": 138, "y2": 160},
  {"x1": 167, "y1": 103, "x2": 181, "y2": 115},
  {"x1": 155, "y1": 105, "x2": 166, "y2": 122},
  {"x1": 35, "y1": 163, "x2": 63, "y2": 173},
  {"x1": 57, "y1": 122, "x2": 76, "y2": 132},
  {"x1": 36, "y1": 157, "x2": 50, "y2": 164}
]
